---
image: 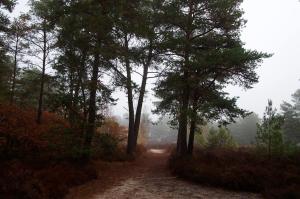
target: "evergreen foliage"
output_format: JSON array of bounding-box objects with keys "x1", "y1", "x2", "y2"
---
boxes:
[
  {"x1": 256, "y1": 100, "x2": 284, "y2": 157},
  {"x1": 281, "y1": 89, "x2": 300, "y2": 143},
  {"x1": 154, "y1": 0, "x2": 270, "y2": 155},
  {"x1": 206, "y1": 127, "x2": 237, "y2": 149},
  {"x1": 0, "y1": 0, "x2": 16, "y2": 101},
  {"x1": 0, "y1": 0, "x2": 271, "y2": 156}
]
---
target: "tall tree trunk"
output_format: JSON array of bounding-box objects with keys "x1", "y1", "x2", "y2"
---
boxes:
[
  {"x1": 36, "y1": 29, "x2": 47, "y2": 124},
  {"x1": 188, "y1": 112, "x2": 197, "y2": 154},
  {"x1": 69, "y1": 65, "x2": 81, "y2": 127},
  {"x1": 133, "y1": 41, "x2": 153, "y2": 149},
  {"x1": 68, "y1": 71, "x2": 75, "y2": 125},
  {"x1": 83, "y1": 52, "x2": 99, "y2": 159},
  {"x1": 78, "y1": 55, "x2": 88, "y2": 148},
  {"x1": 78, "y1": 51, "x2": 88, "y2": 122},
  {"x1": 187, "y1": 119, "x2": 196, "y2": 154},
  {"x1": 177, "y1": 65, "x2": 190, "y2": 155},
  {"x1": 81, "y1": 76, "x2": 88, "y2": 121},
  {"x1": 188, "y1": 94, "x2": 198, "y2": 154},
  {"x1": 177, "y1": 2, "x2": 194, "y2": 156},
  {"x1": 177, "y1": 88, "x2": 189, "y2": 155},
  {"x1": 268, "y1": 120, "x2": 271, "y2": 159},
  {"x1": 10, "y1": 36, "x2": 19, "y2": 104},
  {"x1": 125, "y1": 35, "x2": 136, "y2": 155},
  {"x1": 177, "y1": 47, "x2": 191, "y2": 155}
]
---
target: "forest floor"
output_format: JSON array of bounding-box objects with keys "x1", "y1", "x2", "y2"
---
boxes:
[{"x1": 65, "y1": 148, "x2": 262, "y2": 199}]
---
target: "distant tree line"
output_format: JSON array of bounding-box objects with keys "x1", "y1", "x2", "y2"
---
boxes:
[{"x1": 198, "y1": 89, "x2": 300, "y2": 157}]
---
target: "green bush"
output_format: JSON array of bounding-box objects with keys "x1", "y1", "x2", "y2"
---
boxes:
[
  {"x1": 283, "y1": 141, "x2": 300, "y2": 157},
  {"x1": 195, "y1": 131, "x2": 206, "y2": 147},
  {"x1": 92, "y1": 133, "x2": 119, "y2": 158},
  {"x1": 42, "y1": 127, "x2": 84, "y2": 160},
  {"x1": 206, "y1": 127, "x2": 237, "y2": 149},
  {"x1": 256, "y1": 100, "x2": 285, "y2": 157}
]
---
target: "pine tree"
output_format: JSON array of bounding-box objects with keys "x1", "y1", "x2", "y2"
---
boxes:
[
  {"x1": 256, "y1": 100, "x2": 284, "y2": 157},
  {"x1": 0, "y1": 0, "x2": 15, "y2": 101},
  {"x1": 7, "y1": 14, "x2": 30, "y2": 104},
  {"x1": 111, "y1": 0, "x2": 163, "y2": 154},
  {"x1": 27, "y1": 0, "x2": 57, "y2": 124},
  {"x1": 155, "y1": 0, "x2": 270, "y2": 155},
  {"x1": 47, "y1": 0, "x2": 118, "y2": 158},
  {"x1": 281, "y1": 89, "x2": 300, "y2": 143}
]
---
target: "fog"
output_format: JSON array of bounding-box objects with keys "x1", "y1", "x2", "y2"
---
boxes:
[{"x1": 227, "y1": 0, "x2": 300, "y2": 117}]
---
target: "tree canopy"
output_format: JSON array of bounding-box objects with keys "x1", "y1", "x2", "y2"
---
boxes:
[{"x1": 0, "y1": 0, "x2": 270, "y2": 156}]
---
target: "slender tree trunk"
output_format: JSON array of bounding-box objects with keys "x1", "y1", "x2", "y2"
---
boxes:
[
  {"x1": 268, "y1": 120, "x2": 271, "y2": 158},
  {"x1": 74, "y1": 71, "x2": 80, "y2": 106},
  {"x1": 69, "y1": 71, "x2": 75, "y2": 125},
  {"x1": 78, "y1": 58, "x2": 88, "y2": 149},
  {"x1": 133, "y1": 41, "x2": 153, "y2": 149},
  {"x1": 177, "y1": 89, "x2": 189, "y2": 155},
  {"x1": 188, "y1": 111, "x2": 197, "y2": 154},
  {"x1": 177, "y1": 48, "x2": 190, "y2": 156},
  {"x1": 36, "y1": 29, "x2": 47, "y2": 124},
  {"x1": 79, "y1": 51, "x2": 88, "y2": 122},
  {"x1": 69, "y1": 65, "x2": 80, "y2": 126},
  {"x1": 83, "y1": 52, "x2": 99, "y2": 159},
  {"x1": 177, "y1": 2, "x2": 194, "y2": 156},
  {"x1": 187, "y1": 119, "x2": 196, "y2": 154},
  {"x1": 81, "y1": 77, "x2": 88, "y2": 121},
  {"x1": 124, "y1": 35, "x2": 136, "y2": 155},
  {"x1": 188, "y1": 94, "x2": 198, "y2": 154},
  {"x1": 73, "y1": 77, "x2": 80, "y2": 119},
  {"x1": 177, "y1": 66, "x2": 190, "y2": 155},
  {"x1": 10, "y1": 36, "x2": 19, "y2": 105}
]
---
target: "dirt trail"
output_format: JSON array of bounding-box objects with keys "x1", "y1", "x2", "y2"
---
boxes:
[{"x1": 65, "y1": 149, "x2": 262, "y2": 199}]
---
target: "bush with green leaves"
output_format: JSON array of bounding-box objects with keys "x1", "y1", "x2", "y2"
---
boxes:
[
  {"x1": 283, "y1": 141, "x2": 300, "y2": 156},
  {"x1": 92, "y1": 133, "x2": 119, "y2": 158},
  {"x1": 206, "y1": 127, "x2": 237, "y2": 149},
  {"x1": 256, "y1": 100, "x2": 284, "y2": 157},
  {"x1": 195, "y1": 130, "x2": 206, "y2": 147},
  {"x1": 42, "y1": 126, "x2": 84, "y2": 160}
]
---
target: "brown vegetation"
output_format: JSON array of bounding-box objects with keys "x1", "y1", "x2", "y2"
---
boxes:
[
  {"x1": 0, "y1": 160, "x2": 97, "y2": 199},
  {"x1": 0, "y1": 104, "x2": 129, "y2": 198},
  {"x1": 170, "y1": 148, "x2": 300, "y2": 199}
]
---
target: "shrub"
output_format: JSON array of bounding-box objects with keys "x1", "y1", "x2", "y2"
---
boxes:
[
  {"x1": 206, "y1": 127, "x2": 237, "y2": 149},
  {"x1": 0, "y1": 105, "x2": 47, "y2": 159},
  {"x1": 256, "y1": 100, "x2": 284, "y2": 157},
  {"x1": 0, "y1": 105, "x2": 122, "y2": 198},
  {"x1": 195, "y1": 130, "x2": 206, "y2": 147},
  {"x1": 283, "y1": 141, "x2": 300, "y2": 156},
  {"x1": 97, "y1": 117, "x2": 127, "y2": 141},
  {"x1": 92, "y1": 133, "x2": 119, "y2": 159},
  {"x1": 0, "y1": 104, "x2": 84, "y2": 160},
  {"x1": 0, "y1": 160, "x2": 97, "y2": 199},
  {"x1": 42, "y1": 127, "x2": 84, "y2": 160},
  {"x1": 170, "y1": 148, "x2": 300, "y2": 199}
]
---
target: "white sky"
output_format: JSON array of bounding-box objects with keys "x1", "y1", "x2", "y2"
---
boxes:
[
  {"x1": 11, "y1": 0, "x2": 300, "y2": 118},
  {"x1": 228, "y1": 0, "x2": 300, "y2": 116}
]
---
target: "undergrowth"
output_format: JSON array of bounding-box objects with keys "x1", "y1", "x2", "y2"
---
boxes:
[
  {"x1": 170, "y1": 148, "x2": 300, "y2": 199},
  {"x1": 0, "y1": 104, "x2": 129, "y2": 198}
]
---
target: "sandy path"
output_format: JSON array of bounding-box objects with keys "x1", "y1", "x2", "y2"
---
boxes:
[{"x1": 65, "y1": 149, "x2": 262, "y2": 199}]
